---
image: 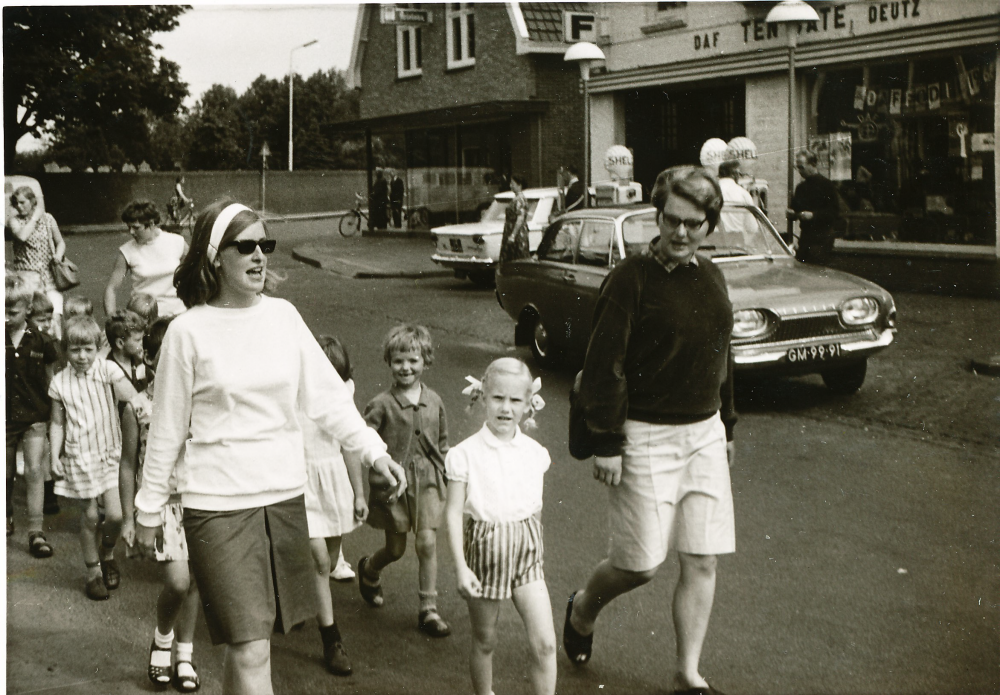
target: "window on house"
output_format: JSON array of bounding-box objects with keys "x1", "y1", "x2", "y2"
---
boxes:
[
  {"x1": 397, "y1": 24, "x2": 423, "y2": 78},
  {"x1": 446, "y1": 3, "x2": 475, "y2": 69}
]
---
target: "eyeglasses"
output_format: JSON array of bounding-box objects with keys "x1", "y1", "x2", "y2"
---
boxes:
[
  {"x1": 222, "y1": 239, "x2": 277, "y2": 255},
  {"x1": 660, "y1": 213, "x2": 707, "y2": 233}
]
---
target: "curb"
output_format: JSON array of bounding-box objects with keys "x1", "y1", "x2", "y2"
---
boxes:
[
  {"x1": 970, "y1": 355, "x2": 1000, "y2": 376},
  {"x1": 61, "y1": 210, "x2": 347, "y2": 234},
  {"x1": 290, "y1": 247, "x2": 451, "y2": 280}
]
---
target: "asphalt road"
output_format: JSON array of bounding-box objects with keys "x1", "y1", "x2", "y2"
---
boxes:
[{"x1": 6, "y1": 223, "x2": 998, "y2": 695}]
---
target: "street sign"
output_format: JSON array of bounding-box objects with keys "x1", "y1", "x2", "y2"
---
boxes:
[
  {"x1": 380, "y1": 6, "x2": 432, "y2": 25},
  {"x1": 564, "y1": 12, "x2": 597, "y2": 42}
]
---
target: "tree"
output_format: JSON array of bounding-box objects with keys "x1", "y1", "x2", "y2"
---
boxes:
[
  {"x1": 186, "y1": 86, "x2": 249, "y2": 170},
  {"x1": 3, "y1": 6, "x2": 190, "y2": 169}
]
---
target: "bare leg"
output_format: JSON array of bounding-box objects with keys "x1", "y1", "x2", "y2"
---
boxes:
[
  {"x1": 21, "y1": 425, "x2": 46, "y2": 534},
  {"x1": 223, "y1": 639, "x2": 273, "y2": 695},
  {"x1": 466, "y1": 598, "x2": 500, "y2": 695},
  {"x1": 79, "y1": 498, "x2": 101, "y2": 575},
  {"x1": 311, "y1": 536, "x2": 342, "y2": 627},
  {"x1": 415, "y1": 528, "x2": 438, "y2": 600},
  {"x1": 98, "y1": 487, "x2": 123, "y2": 559},
  {"x1": 672, "y1": 552, "x2": 717, "y2": 691},
  {"x1": 570, "y1": 559, "x2": 657, "y2": 635},
  {"x1": 512, "y1": 581, "x2": 557, "y2": 695},
  {"x1": 175, "y1": 578, "x2": 201, "y2": 646},
  {"x1": 368, "y1": 529, "x2": 406, "y2": 575},
  {"x1": 157, "y1": 560, "x2": 192, "y2": 634}
]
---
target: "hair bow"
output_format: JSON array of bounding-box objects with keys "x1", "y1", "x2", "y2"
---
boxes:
[
  {"x1": 462, "y1": 375, "x2": 484, "y2": 409},
  {"x1": 523, "y1": 377, "x2": 545, "y2": 430}
]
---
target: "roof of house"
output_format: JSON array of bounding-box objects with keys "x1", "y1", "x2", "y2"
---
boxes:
[{"x1": 520, "y1": 3, "x2": 591, "y2": 43}]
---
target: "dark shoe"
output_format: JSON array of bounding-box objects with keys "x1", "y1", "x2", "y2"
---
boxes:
[
  {"x1": 418, "y1": 609, "x2": 451, "y2": 638},
  {"x1": 85, "y1": 575, "x2": 109, "y2": 601},
  {"x1": 357, "y1": 556, "x2": 384, "y2": 607},
  {"x1": 147, "y1": 641, "x2": 172, "y2": 689},
  {"x1": 100, "y1": 557, "x2": 121, "y2": 590},
  {"x1": 323, "y1": 640, "x2": 353, "y2": 676},
  {"x1": 28, "y1": 531, "x2": 53, "y2": 558},
  {"x1": 673, "y1": 686, "x2": 726, "y2": 695},
  {"x1": 563, "y1": 591, "x2": 593, "y2": 665},
  {"x1": 172, "y1": 660, "x2": 201, "y2": 692}
]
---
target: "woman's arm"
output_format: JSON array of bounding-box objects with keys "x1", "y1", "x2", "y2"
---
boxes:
[
  {"x1": 343, "y1": 449, "x2": 368, "y2": 522},
  {"x1": 103, "y1": 252, "x2": 129, "y2": 316},
  {"x1": 47, "y1": 214, "x2": 66, "y2": 261},
  {"x1": 8, "y1": 206, "x2": 42, "y2": 242},
  {"x1": 444, "y1": 480, "x2": 481, "y2": 598},
  {"x1": 118, "y1": 404, "x2": 139, "y2": 549}
]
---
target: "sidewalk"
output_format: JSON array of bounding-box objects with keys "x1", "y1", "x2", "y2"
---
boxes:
[{"x1": 291, "y1": 232, "x2": 452, "y2": 279}]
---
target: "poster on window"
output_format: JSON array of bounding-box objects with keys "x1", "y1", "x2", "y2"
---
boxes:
[
  {"x1": 830, "y1": 133, "x2": 853, "y2": 182},
  {"x1": 808, "y1": 135, "x2": 831, "y2": 178}
]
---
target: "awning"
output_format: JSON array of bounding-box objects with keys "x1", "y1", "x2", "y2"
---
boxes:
[{"x1": 325, "y1": 99, "x2": 550, "y2": 134}]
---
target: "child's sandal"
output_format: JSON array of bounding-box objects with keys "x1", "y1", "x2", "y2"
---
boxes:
[
  {"x1": 418, "y1": 609, "x2": 451, "y2": 638},
  {"x1": 147, "y1": 642, "x2": 172, "y2": 689},
  {"x1": 357, "y1": 556, "x2": 384, "y2": 607},
  {"x1": 27, "y1": 531, "x2": 54, "y2": 558},
  {"x1": 173, "y1": 660, "x2": 200, "y2": 692}
]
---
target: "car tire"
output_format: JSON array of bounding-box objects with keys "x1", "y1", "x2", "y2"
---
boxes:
[
  {"x1": 821, "y1": 360, "x2": 867, "y2": 394},
  {"x1": 469, "y1": 271, "x2": 495, "y2": 288},
  {"x1": 528, "y1": 313, "x2": 559, "y2": 369}
]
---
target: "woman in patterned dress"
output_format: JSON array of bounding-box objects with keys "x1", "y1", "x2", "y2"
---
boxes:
[
  {"x1": 8, "y1": 186, "x2": 66, "y2": 334},
  {"x1": 499, "y1": 174, "x2": 530, "y2": 265}
]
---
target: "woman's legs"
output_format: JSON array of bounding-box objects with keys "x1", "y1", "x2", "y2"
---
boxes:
[
  {"x1": 224, "y1": 639, "x2": 272, "y2": 695},
  {"x1": 466, "y1": 598, "x2": 501, "y2": 695},
  {"x1": 512, "y1": 581, "x2": 557, "y2": 695},
  {"x1": 672, "y1": 552, "x2": 718, "y2": 691},
  {"x1": 570, "y1": 559, "x2": 657, "y2": 635}
]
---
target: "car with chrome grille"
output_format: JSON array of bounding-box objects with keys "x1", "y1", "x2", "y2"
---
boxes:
[
  {"x1": 430, "y1": 187, "x2": 560, "y2": 285},
  {"x1": 495, "y1": 203, "x2": 896, "y2": 394}
]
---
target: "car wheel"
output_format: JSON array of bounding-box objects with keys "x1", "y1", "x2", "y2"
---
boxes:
[
  {"x1": 529, "y1": 313, "x2": 559, "y2": 368},
  {"x1": 469, "y1": 271, "x2": 495, "y2": 288},
  {"x1": 821, "y1": 360, "x2": 867, "y2": 394}
]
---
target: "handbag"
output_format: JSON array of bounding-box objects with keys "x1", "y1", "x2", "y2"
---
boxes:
[
  {"x1": 46, "y1": 215, "x2": 80, "y2": 291},
  {"x1": 568, "y1": 370, "x2": 597, "y2": 460}
]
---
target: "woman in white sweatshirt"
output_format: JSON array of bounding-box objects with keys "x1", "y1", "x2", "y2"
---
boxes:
[{"x1": 134, "y1": 200, "x2": 407, "y2": 695}]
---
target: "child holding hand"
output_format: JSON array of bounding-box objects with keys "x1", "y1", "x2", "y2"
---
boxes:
[
  {"x1": 445, "y1": 357, "x2": 556, "y2": 695},
  {"x1": 358, "y1": 324, "x2": 452, "y2": 637}
]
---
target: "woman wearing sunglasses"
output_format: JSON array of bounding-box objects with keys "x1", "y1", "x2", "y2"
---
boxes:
[
  {"x1": 565, "y1": 167, "x2": 737, "y2": 695},
  {"x1": 133, "y1": 200, "x2": 407, "y2": 695}
]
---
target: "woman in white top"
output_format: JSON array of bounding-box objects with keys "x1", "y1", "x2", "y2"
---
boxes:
[
  {"x1": 104, "y1": 201, "x2": 188, "y2": 318},
  {"x1": 134, "y1": 199, "x2": 407, "y2": 695}
]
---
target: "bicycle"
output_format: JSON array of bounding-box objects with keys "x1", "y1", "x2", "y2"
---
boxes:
[
  {"x1": 166, "y1": 199, "x2": 195, "y2": 240},
  {"x1": 339, "y1": 192, "x2": 368, "y2": 237},
  {"x1": 401, "y1": 204, "x2": 430, "y2": 231}
]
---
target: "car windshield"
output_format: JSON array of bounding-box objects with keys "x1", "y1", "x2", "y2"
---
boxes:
[
  {"x1": 481, "y1": 198, "x2": 540, "y2": 222},
  {"x1": 621, "y1": 207, "x2": 790, "y2": 259}
]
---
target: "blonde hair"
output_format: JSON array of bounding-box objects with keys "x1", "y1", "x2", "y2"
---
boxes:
[
  {"x1": 63, "y1": 295, "x2": 94, "y2": 319},
  {"x1": 63, "y1": 316, "x2": 103, "y2": 348},
  {"x1": 126, "y1": 292, "x2": 159, "y2": 326},
  {"x1": 482, "y1": 357, "x2": 533, "y2": 395},
  {"x1": 5, "y1": 272, "x2": 34, "y2": 306}
]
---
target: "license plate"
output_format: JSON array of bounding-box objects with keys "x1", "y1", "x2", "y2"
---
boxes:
[
  {"x1": 786, "y1": 344, "x2": 842, "y2": 363},
  {"x1": 449, "y1": 238, "x2": 463, "y2": 252}
]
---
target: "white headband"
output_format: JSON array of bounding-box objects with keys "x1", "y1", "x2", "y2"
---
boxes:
[{"x1": 207, "y1": 204, "x2": 253, "y2": 262}]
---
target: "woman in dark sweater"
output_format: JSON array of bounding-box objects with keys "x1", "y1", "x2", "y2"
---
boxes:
[{"x1": 564, "y1": 166, "x2": 736, "y2": 695}]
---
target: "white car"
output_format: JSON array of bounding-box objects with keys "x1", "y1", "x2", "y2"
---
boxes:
[{"x1": 431, "y1": 187, "x2": 559, "y2": 285}]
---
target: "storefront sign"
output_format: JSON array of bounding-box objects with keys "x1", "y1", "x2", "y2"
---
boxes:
[
  {"x1": 380, "y1": 6, "x2": 431, "y2": 25},
  {"x1": 565, "y1": 12, "x2": 597, "y2": 42},
  {"x1": 971, "y1": 133, "x2": 995, "y2": 152}
]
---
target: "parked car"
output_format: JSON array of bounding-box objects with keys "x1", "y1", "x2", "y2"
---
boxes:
[
  {"x1": 496, "y1": 203, "x2": 897, "y2": 394},
  {"x1": 430, "y1": 187, "x2": 560, "y2": 285}
]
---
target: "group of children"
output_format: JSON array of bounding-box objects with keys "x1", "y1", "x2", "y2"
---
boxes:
[{"x1": 7, "y1": 275, "x2": 559, "y2": 695}]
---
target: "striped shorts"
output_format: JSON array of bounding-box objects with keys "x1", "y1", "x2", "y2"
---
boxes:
[{"x1": 463, "y1": 516, "x2": 544, "y2": 600}]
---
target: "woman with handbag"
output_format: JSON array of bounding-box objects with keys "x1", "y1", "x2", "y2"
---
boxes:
[{"x1": 8, "y1": 186, "x2": 70, "y2": 337}]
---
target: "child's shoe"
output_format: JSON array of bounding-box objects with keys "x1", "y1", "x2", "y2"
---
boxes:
[
  {"x1": 331, "y1": 552, "x2": 355, "y2": 581},
  {"x1": 27, "y1": 531, "x2": 53, "y2": 558},
  {"x1": 101, "y1": 557, "x2": 121, "y2": 590},
  {"x1": 85, "y1": 575, "x2": 109, "y2": 601},
  {"x1": 319, "y1": 623, "x2": 352, "y2": 676},
  {"x1": 418, "y1": 609, "x2": 451, "y2": 638},
  {"x1": 357, "y1": 556, "x2": 384, "y2": 607},
  {"x1": 172, "y1": 661, "x2": 200, "y2": 692},
  {"x1": 148, "y1": 641, "x2": 172, "y2": 689}
]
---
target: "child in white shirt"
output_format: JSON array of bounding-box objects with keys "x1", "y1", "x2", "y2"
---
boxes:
[{"x1": 444, "y1": 357, "x2": 556, "y2": 695}]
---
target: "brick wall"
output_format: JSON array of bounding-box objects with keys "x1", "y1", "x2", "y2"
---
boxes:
[{"x1": 531, "y1": 54, "x2": 585, "y2": 189}]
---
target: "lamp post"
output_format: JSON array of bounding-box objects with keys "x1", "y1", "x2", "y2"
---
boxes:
[
  {"x1": 564, "y1": 41, "x2": 606, "y2": 208},
  {"x1": 764, "y1": 0, "x2": 820, "y2": 225},
  {"x1": 288, "y1": 39, "x2": 318, "y2": 172}
]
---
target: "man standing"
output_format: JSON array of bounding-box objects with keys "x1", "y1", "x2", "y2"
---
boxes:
[
  {"x1": 389, "y1": 169, "x2": 405, "y2": 229},
  {"x1": 788, "y1": 150, "x2": 841, "y2": 264},
  {"x1": 563, "y1": 164, "x2": 585, "y2": 211}
]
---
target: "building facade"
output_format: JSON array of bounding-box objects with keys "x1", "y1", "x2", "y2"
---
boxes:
[{"x1": 587, "y1": 0, "x2": 999, "y2": 284}]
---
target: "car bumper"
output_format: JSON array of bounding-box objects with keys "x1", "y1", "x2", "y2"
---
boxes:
[
  {"x1": 431, "y1": 254, "x2": 496, "y2": 271},
  {"x1": 733, "y1": 329, "x2": 894, "y2": 370}
]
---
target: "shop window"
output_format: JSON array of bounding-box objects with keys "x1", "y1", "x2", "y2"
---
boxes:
[
  {"x1": 397, "y1": 21, "x2": 423, "y2": 79},
  {"x1": 446, "y1": 3, "x2": 475, "y2": 70}
]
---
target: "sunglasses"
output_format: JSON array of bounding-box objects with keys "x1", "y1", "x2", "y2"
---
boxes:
[
  {"x1": 660, "y1": 213, "x2": 708, "y2": 233},
  {"x1": 222, "y1": 239, "x2": 277, "y2": 255}
]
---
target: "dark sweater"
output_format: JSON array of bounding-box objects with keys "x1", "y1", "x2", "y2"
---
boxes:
[
  {"x1": 791, "y1": 174, "x2": 840, "y2": 232},
  {"x1": 579, "y1": 251, "x2": 736, "y2": 457}
]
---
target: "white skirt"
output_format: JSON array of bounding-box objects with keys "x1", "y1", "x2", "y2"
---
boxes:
[{"x1": 302, "y1": 419, "x2": 363, "y2": 539}]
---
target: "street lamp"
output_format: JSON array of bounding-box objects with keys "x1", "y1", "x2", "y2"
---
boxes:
[
  {"x1": 288, "y1": 39, "x2": 318, "y2": 172},
  {"x1": 764, "y1": 0, "x2": 820, "y2": 224},
  {"x1": 564, "y1": 41, "x2": 606, "y2": 208}
]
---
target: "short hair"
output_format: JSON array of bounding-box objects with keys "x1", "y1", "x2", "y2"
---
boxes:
[
  {"x1": 143, "y1": 316, "x2": 175, "y2": 363},
  {"x1": 173, "y1": 198, "x2": 266, "y2": 308},
  {"x1": 717, "y1": 159, "x2": 742, "y2": 180},
  {"x1": 63, "y1": 295, "x2": 94, "y2": 318},
  {"x1": 650, "y1": 166, "x2": 724, "y2": 234},
  {"x1": 121, "y1": 200, "x2": 161, "y2": 226},
  {"x1": 797, "y1": 149, "x2": 819, "y2": 167},
  {"x1": 30, "y1": 291, "x2": 54, "y2": 317},
  {"x1": 565, "y1": 164, "x2": 580, "y2": 176},
  {"x1": 317, "y1": 335, "x2": 353, "y2": 382},
  {"x1": 481, "y1": 357, "x2": 532, "y2": 394},
  {"x1": 509, "y1": 173, "x2": 527, "y2": 188},
  {"x1": 64, "y1": 316, "x2": 103, "y2": 348},
  {"x1": 105, "y1": 310, "x2": 146, "y2": 346},
  {"x1": 5, "y1": 272, "x2": 34, "y2": 306},
  {"x1": 12, "y1": 186, "x2": 37, "y2": 206},
  {"x1": 382, "y1": 324, "x2": 433, "y2": 366},
  {"x1": 126, "y1": 293, "x2": 159, "y2": 326}
]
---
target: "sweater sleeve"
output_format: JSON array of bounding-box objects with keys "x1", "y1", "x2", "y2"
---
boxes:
[
  {"x1": 578, "y1": 262, "x2": 640, "y2": 457},
  {"x1": 720, "y1": 347, "x2": 737, "y2": 441},
  {"x1": 135, "y1": 322, "x2": 193, "y2": 526},
  {"x1": 294, "y1": 312, "x2": 388, "y2": 468}
]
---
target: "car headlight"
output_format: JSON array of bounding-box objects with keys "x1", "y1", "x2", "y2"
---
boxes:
[
  {"x1": 732, "y1": 309, "x2": 770, "y2": 339},
  {"x1": 840, "y1": 297, "x2": 879, "y2": 326}
]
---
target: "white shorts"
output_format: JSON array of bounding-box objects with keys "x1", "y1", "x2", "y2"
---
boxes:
[{"x1": 607, "y1": 415, "x2": 735, "y2": 572}]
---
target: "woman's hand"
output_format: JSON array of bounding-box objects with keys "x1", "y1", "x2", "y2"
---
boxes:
[
  {"x1": 121, "y1": 518, "x2": 136, "y2": 550},
  {"x1": 727, "y1": 441, "x2": 735, "y2": 469},
  {"x1": 593, "y1": 455, "x2": 623, "y2": 486},
  {"x1": 372, "y1": 456, "x2": 407, "y2": 499},
  {"x1": 354, "y1": 496, "x2": 369, "y2": 522},
  {"x1": 457, "y1": 566, "x2": 483, "y2": 600},
  {"x1": 136, "y1": 522, "x2": 163, "y2": 560}
]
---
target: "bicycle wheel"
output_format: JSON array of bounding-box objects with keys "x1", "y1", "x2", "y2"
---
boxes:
[
  {"x1": 339, "y1": 211, "x2": 361, "y2": 237},
  {"x1": 410, "y1": 207, "x2": 430, "y2": 231}
]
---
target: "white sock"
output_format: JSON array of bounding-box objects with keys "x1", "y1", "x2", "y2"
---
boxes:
[
  {"x1": 154, "y1": 628, "x2": 174, "y2": 650},
  {"x1": 175, "y1": 641, "x2": 194, "y2": 663}
]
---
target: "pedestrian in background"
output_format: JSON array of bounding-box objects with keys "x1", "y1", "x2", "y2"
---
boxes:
[
  {"x1": 134, "y1": 200, "x2": 405, "y2": 695},
  {"x1": 389, "y1": 169, "x2": 405, "y2": 229},
  {"x1": 788, "y1": 149, "x2": 842, "y2": 264},
  {"x1": 563, "y1": 164, "x2": 584, "y2": 211},
  {"x1": 445, "y1": 357, "x2": 556, "y2": 695},
  {"x1": 499, "y1": 174, "x2": 530, "y2": 264},
  {"x1": 564, "y1": 166, "x2": 736, "y2": 695},
  {"x1": 370, "y1": 168, "x2": 389, "y2": 231},
  {"x1": 8, "y1": 186, "x2": 67, "y2": 337},
  {"x1": 357, "y1": 324, "x2": 452, "y2": 638}
]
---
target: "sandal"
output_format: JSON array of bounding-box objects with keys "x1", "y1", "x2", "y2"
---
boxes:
[
  {"x1": 100, "y1": 557, "x2": 121, "y2": 590},
  {"x1": 28, "y1": 531, "x2": 54, "y2": 558},
  {"x1": 173, "y1": 660, "x2": 200, "y2": 692},
  {"x1": 85, "y1": 574, "x2": 109, "y2": 601},
  {"x1": 418, "y1": 609, "x2": 451, "y2": 638},
  {"x1": 563, "y1": 592, "x2": 593, "y2": 665},
  {"x1": 147, "y1": 641, "x2": 172, "y2": 689},
  {"x1": 357, "y1": 556, "x2": 384, "y2": 607}
]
